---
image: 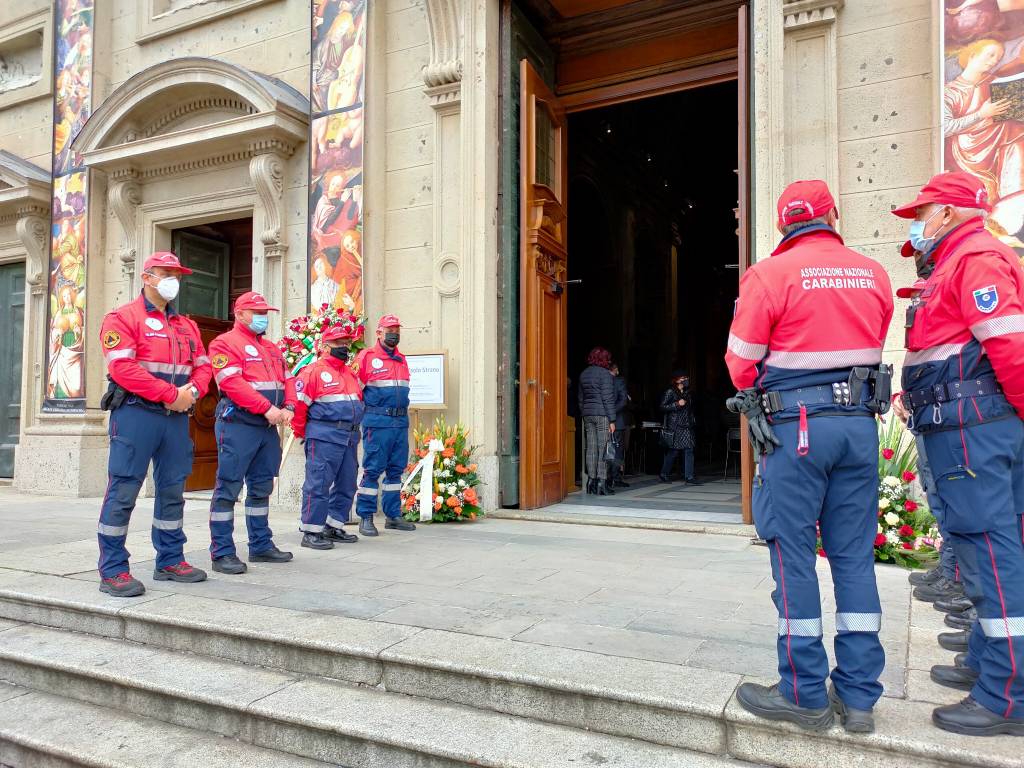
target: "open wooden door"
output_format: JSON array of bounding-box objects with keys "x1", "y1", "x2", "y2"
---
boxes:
[
  {"x1": 737, "y1": 3, "x2": 754, "y2": 525},
  {"x1": 519, "y1": 59, "x2": 568, "y2": 510}
]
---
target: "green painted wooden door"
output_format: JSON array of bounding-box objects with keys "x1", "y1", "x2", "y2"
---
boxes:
[{"x1": 0, "y1": 262, "x2": 25, "y2": 477}]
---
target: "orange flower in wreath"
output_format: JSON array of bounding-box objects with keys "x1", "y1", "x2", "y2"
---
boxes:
[
  {"x1": 463, "y1": 487, "x2": 478, "y2": 506},
  {"x1": 433, "y1": 497, "x2": 443, "y2": 510},
  {"x1": 454, "y1": 507, "x2": 463, "y2": 516},
  {"x1": 468, "y1": 463, "x2": 478, "y2": 472},
  {"x1": 442, "y1": 448, "x2": 455, "y2": 459},
  {"x1": 445, "y1": 496, "x2": 459, "y2": 508},
  {"x1": 455, "y1": 464, "x2": 469, "y2": 474}
]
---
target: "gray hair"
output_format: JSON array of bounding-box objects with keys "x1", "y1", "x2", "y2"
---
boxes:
[
  {"x1": 951, "y1": 205, "x2": 988, "y2": 220},
  {"x1": 781, "y1": 214, "x2": 831, "y2": 236}
]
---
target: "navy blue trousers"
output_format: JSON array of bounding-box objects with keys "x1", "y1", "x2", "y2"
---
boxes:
[
  {"x1": 753, "y1": 416, "x2": 885, "y2": 711},
  {"x1": 209, "y1": 420, "x2": 280, "y2": 559},
  {"x1": 356, "y1": 426, "x2": 407, "y2": 520},
  {"x1": 914, "y1": 435, "x2": 959, "y2": 582},
  {"x1": 98, "y1": 406, "x2": 193, "y2": 578},
  {"x1": 924, "y1": 418, "x2": 1024, "y2": 718},
  {"x1": 300, "y1": 435, "x2": 359, "y2": 532}
]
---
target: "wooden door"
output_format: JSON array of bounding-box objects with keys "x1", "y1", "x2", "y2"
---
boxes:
[
  {"x1": 737, "y1": 3, "x2": 754, "y2": 525},
  {"x1": 519, "y1": 59, "x2": 568, "y2": 509},
  {"x1": 174, "y1": 231, "x2": 232, "y2": 491},
  {"x1": 0, "y1": 263, "x2": 25, "y2": 477}
]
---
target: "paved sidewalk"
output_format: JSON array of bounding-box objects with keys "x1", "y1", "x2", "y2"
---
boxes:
[{"x1": 0, "y1": 487, "x2": 931, "y2": 701}]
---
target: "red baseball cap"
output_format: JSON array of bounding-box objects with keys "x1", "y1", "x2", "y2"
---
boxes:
[
  {"x1": 377, "y1": 313, "x2": 401, "y2": 330},
  {"x1": 891, "y1": 171, "x2": 992, "y2": 219},
  {"x1": 143, "y1": 251, "x2": 192, "y2": 275},
  {"x1": 234, "y1": 291, "x2": 278, "y2": 313},
  {"x1": 322, "y1": 324, "x2": 356, "y2": 342},
  {"x1": 896, "y1": 278, "x2": 927, "y2": 299},
  {"x1": 777, "y1": 180, "x2": 837, "y2": 227}
]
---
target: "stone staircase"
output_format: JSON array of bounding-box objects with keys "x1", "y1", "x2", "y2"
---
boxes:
[{"x1": 0, "y1": 572, "x2": 1018, "y2": 768}]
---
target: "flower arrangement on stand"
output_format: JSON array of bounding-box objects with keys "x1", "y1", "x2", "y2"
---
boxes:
[
  {"x1": 278, "y1": 307, "x2": 367, "y2": 374},
  {"x1": 401, "y1": 418, "x2": 484, "y2": 523}
]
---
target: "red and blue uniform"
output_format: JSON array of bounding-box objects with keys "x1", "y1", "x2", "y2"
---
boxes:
[
  {"x1": 98, "y1": 293, "x2": 211, "y2": 578},
  {"x1": 898, "y1": 210, "x2": 1024, "y2": 719},
  {"x1": 294, "y1": 349, "x2": 364, "y2": 533},
  {"x1": 726, "y1": 180, "x2": 894, "y2": 713},
  {"x1": 355, "y1": 329, "x2": 410, "y2": 521},
  {"x1": 208, "y1": 296, "x2": 296, "y2": 560}
]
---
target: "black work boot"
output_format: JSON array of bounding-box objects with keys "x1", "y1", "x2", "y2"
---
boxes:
[
  {"x1": 931, "y1": 663, "x2": 980, "y2": 691},
  {"x1": 935, "y1": 595, "x2": 973, "y2": 614},
  {"x1": 909, "y1": 567, "x2": 943, "y2": 587},
  {"x1": 250, "y1": 545, "x2": 293, "y2": 563},
  {"x1": 946, "y1": 606, "x2": 978, "y2": 630},
  {"x1": 955, "y1": 653, "x2": 969, "y2": 667},
  {"x1": 385, "y1": 517, "x2": 416, "y2": 531},
  {"x1": 736, "y1": 682, "x2": 834, "y2": 732},
  {"x1": 828, "y1": 683, "x2": 874, "y2": 734},
  {"x1": 212, "y1": 554, "x2": 247, "y2": 574},
  {"x1": 154, "y1": 561, "x2": 207, "y2": 583},
  {"x1": 301, "y1": 532, "x2": 334, "y2": 550},
  {"x1": 99, "y1": 572, "x2": 146, "y2": 598},
  {"x1": 938, "y1": 630, "x2": 971, "y2": 652},
  {"x1": 933, "y1": 697, "x2": 1024, "y2": 737},
  {"x1": 324, "y1": 525, "x2": 358, "y2": 543},
  {"x1": 359, "y1": 517, "x2": 379, "y2": 537},
  {"x1": 914, "y1": 576, "x2": 965, "y2": 603}
]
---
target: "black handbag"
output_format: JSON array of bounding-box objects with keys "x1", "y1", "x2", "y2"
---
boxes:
[
  {"x1": 659, "y1": 421, "x2": 674, "y2": 449},
  {"x1": 604, "y1": 434, "x2": 618, "y2": 462}
]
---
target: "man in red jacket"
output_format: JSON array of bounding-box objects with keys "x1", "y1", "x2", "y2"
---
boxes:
[
  {"x1": 726, "y1": 180, "x2": 894, "y2": 734},
  {"x1": 97, "y1": 251, "x2": 212, "y2": 597},
  {"x1": 207, "y1": 292, "x2": 297, "y2": 574},
  {"x1": 893, "y1": 171, "x2": 1024, "y2": 736}
]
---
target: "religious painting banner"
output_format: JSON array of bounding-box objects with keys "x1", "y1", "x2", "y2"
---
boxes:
[
  {"x1": 942, "y1": 0, "x2": 1024, "y2": 250},
  {"x1": 43, "y1": 0, "x2": 94, "y2": 413},
  {"x1": 309, "y1": 0, "x2": 367, "y2": 315}
]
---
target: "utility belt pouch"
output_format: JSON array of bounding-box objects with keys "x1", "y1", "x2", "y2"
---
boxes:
[
  {"x1": 866, "y1": 364, "x2": 893, "y2": 415},
  {"x1": 846, "y1": 367, "x2": 869, "y2": 406},
  {"x1": 100, "y1": 377, "x2": 128, "y2": 411}
]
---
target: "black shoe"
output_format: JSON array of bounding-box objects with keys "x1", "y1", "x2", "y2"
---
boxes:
[
  {"x1": 955, "y1": 653, "x2": 969, "y2": 667},
  {"x1": 385, "y1": 517, "x2": 416, "y2": 531},
  {"x1": 931, "y1": 664, "x2": 979, "y2": 691},
  {"x1": 685, "y1": 477, "x2": 703, "y2": 486},
  {"x1": 946, "y1": 607, "x2": 977, "y2": 630},
  {"x1": 938, "y1": 630, "x2": 971, "y2": 652},
  {"x1": 596, "y1": 480, "x2": 612, "y2": 496},
  {"x1": 153, "y1": 561, "x2": 207, "y2": 583},
  {"x1": 98, "y1": 572, "x2": 146, "y2": 598},
  {"x1": 250, "y1": 545, "x2": 293, "y2": 563},
  {"x1": 323, "y1": 526, "x2": 358, "y2": 543},
  {"x1": 828, "y1": 683, "x2": 874, "y2": 734},
  {"x1": 211, "y1": 555, "x2": 247, "y2": 574},
  {"x1": 359, "y1": 517, "x2": 379, "y2": 537},
  {"x1": 736, "y1": 682, "x2": 834, "y2": 732},
  {"x1": 658, "y1": 474, "x2": 672, "y2": 483},
  {"x1": 301, "y1": 532, "x2": 334, "y2": 550},
  {"x1": 586, "y1": 479, "x2": 597, "y2": 494},
  {"x1": 613, "y1": 479, "x2": 630, "y2": 488},
  {"x1": 935, "y1": 595, "x2": 973, "y2": 614},
  {"x1": 933, "y1": 697, "x2": 1024, "y2": 737},
  {"x1": 915, "y1": 577, "x2": 965, "y2": 603},
  {"x1": 909, "y1": 567, "x2": 943, "y2": 587}
]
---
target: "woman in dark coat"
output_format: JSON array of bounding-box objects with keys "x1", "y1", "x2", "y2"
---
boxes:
[
  {"x1": 659, "y1": 371, "x2": 700, "y2": 485},
  {"x1": 577, "y1": 347, "x2": 617, "y2": 495}
]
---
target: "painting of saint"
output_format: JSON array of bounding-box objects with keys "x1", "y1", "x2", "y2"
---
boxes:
[
  {"x1": 943, "y1": 0, "x2": 1024, "y2": 245},
  {"x1": 46, "y1": 283, "x2": 85, "y2": 400}
]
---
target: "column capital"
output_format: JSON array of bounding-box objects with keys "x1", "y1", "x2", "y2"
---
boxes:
[
  {"x1": 423, "y1": 0, "x2": 463, "y2": 109},
  {"x1": 14, "y1": 207, "x2": 50, "y2": 293}
]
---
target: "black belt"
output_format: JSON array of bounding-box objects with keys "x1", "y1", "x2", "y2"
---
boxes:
[
  {"x1": 761, "y1": 382, "x2": 863, "y2": 414},
  {"x1": 365, "y1": 406, "x2": 407, "y2": 417},
  {"x1": 901, "y1": 377, "x2": 1002, "y2": 409},
  {"x1": 310, "y1": 419, "x2": 359, "y2": 431}
]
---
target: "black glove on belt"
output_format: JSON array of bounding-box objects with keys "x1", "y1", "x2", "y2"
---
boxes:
[{"x1": 726, "y1": 388, "x2": 782, "y2": 458}]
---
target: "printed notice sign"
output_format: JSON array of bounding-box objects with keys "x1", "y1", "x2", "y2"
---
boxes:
[{"x1": 406, "y1": 352, "x2": 446, "y2": 407}]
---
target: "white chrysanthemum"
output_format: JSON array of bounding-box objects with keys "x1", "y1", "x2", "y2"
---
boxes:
[
  {"x1": 884, "y1": 512, "x2": 901, "y2": 526},
  {"x1": 882, "y1": 476, "x2": 901, "y2": 488},
  {"x1": 458, "y1": 479, "x2": 467, "y2": 487},
  {"x1": 878, "y1": 498, "x2": 889, "y2": 511},
  {"x1": 885, "y1": 530, "x2": 901, "y2": 546}
]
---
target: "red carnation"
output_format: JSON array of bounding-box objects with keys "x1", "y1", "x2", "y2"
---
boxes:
[
  {"x1": 882, "y1": 448, "x2": 895, "y2": 460},
  {"x1": 902, "y1": 471, "x2": 916, "y2": 483},
  {"x1": 901, "y1": 541, "x2": 914, "y2": 550},
  {"x1": 817, "y1": 548, "x2": 827, "y2": 558},
  {"x1": 874, "y1": 533, "x2": 887, "y2": 547},
  {"x1": 899, "y1": 524, "x2": 915, "y2": 537},
  {"x1": 904, "y1": 500, "x2": 919, "y2": 512}
]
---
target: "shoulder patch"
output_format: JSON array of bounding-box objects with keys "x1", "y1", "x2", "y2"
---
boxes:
[
  {"x1": 212, "y1": 354, "x2": 229, "y2": 369},
  {"x1": 973, "y1": 285, "x2": 999, "y2": 314},
  {"x1": 102, "y1": 330, "x2": 121, "y2": 349},
  {"x1": 295, "y1": 379, "x2": 304, "y2": 392}
]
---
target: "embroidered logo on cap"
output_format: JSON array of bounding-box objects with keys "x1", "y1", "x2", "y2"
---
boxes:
[{"x1": 973, "y1": 285, "x2": 999, "y2": 314}]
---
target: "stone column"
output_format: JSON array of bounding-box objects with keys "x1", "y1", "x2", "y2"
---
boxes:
[
  {"x1": 753, "y1": 0, "x2": 786, "y2": 263},
  {"x1": 14, "y1": 205, "x2": 49, "y2": 429},
  {"x1": 249, "y1": 142, "x2": 291, "y2": 340}
]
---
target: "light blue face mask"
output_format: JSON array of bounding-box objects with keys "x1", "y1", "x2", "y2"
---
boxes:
[
  {"x1": 908, "y1": 207, "x2": 946, "y2": 255},
  {"x1": 248, "y1": 314, "x2": 269, "y2": 334}
]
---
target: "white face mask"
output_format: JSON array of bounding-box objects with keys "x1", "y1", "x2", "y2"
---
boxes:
[{"x1": 151, "y1": 275, "x2": 179, "y2": 302}]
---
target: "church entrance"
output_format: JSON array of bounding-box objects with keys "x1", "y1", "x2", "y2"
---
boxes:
[{"x1": 502, "y1": 0, "x2": 753, "y2": 521}]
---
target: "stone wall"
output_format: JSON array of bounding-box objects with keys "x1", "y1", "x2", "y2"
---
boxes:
[{"x1": 0, "y1": 2, "x2": 52, "y2": 169}]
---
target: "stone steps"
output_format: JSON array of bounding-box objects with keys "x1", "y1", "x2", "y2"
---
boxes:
[
  {"x1": 0, "y1": 682, "x2": 331, "y2": 767},
  {"x1": 0, "y1": 572, "x2": 1020, "y2": 768}
]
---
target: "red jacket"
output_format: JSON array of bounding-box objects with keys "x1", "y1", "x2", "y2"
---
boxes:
[
  {"x1": 209, "y1": 323, "x2": 297, "y2": 418},
  {"x1": 725, "y1": 227, "x2": 894, "y2": 413},
  {"x1": 355, "y1": 342, "x2": 411, "y2": 426},
  {"x1": 902, "y1": 218, "x2": 1024, "y2": 426},
  {"x1": 100, "y1": 294, "x2": 212, "y2": 403},
  {"x1": 292, "y1": 355, "x2": 364, "y2": 442}
]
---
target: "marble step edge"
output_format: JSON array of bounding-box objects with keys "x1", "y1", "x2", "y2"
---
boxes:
[
  {"x1": 0, "y1": 624, "x2": 747, "y2": 768},
  {"x1": 488, "y1": 508, "x2": 756, "y2": 536},
  {"x1": 0, "y1": 682, "x2": 333, "y2": 768}
]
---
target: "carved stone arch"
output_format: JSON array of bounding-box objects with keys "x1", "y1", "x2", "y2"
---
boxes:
[{"x1": 423, "y1": 0, "x2": 463, "y2": 105}]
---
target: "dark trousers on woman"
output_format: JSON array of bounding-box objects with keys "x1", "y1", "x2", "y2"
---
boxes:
[
  {"x1": 661, "y1": 447, "x2": 694, "y2": 481},
  {"x1": 583, "y1": 415, "x2": 610, "y2": 480}
]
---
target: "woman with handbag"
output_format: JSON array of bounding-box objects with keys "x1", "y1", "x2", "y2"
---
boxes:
[
  {"x1": 577, "y1": 347, "x2": 617, "y2": 495},
  {"x1": 659, "y1": 371, "x2": 700, "y2": 485}
]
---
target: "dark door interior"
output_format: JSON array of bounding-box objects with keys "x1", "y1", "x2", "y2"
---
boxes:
[{"x1": 0, "y1": 262, "x2": 25, "y2": 478}]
